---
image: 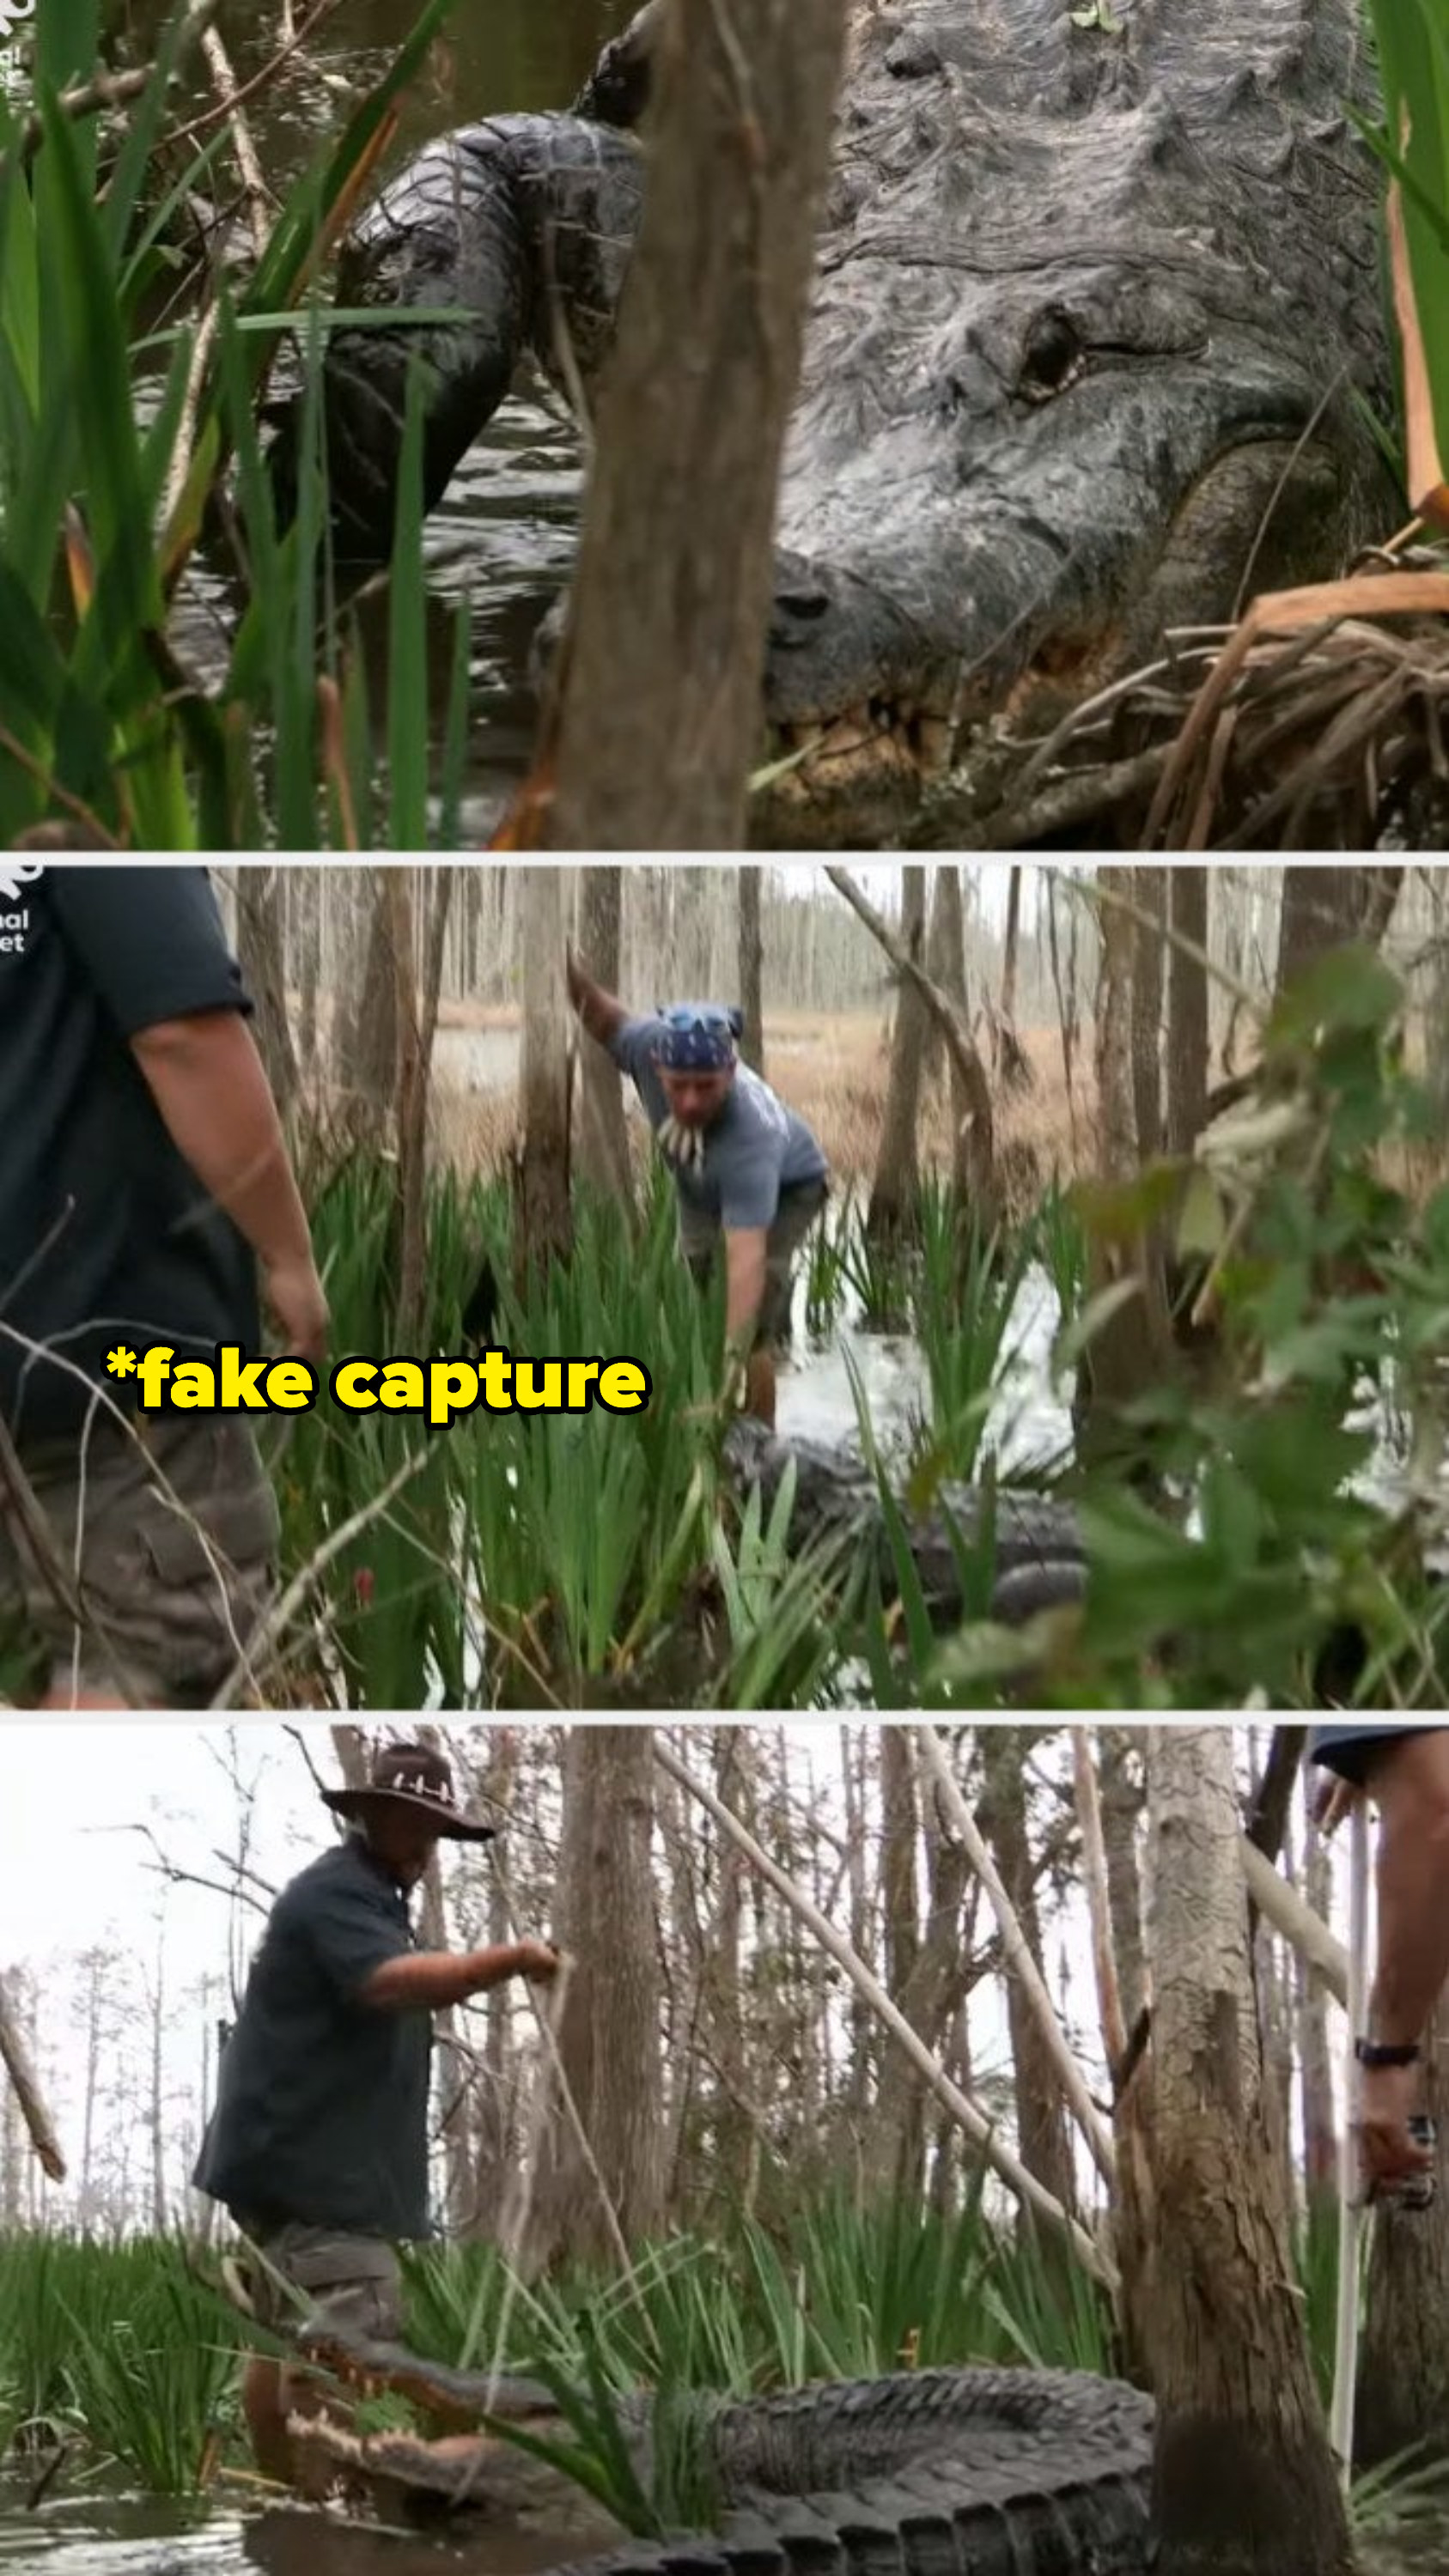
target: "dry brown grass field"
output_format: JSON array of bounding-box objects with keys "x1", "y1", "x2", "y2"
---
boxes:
[{"x1": 426, "y1": 1004, "x2": 1099, "y2": 1206}]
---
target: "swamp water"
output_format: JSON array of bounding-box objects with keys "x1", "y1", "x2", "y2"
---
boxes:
[{"x1": 6, "y1": 2468, "x2": 1449, "y2": 2576}]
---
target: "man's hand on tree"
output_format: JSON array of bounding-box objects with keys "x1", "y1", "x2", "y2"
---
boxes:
[{"x1": 513, "y1": 1940, "x2": 563, "y2": 1984}]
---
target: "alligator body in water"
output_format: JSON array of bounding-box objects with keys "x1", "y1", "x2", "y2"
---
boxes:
[
  {"x1": 268, "y1": 0, "x2": 1395, "y2": 845},
  {"x1": 283, "y1": 2320, "x2": 1155, "y2": 2576},
  {"x1": 721, "y1": 1418, "x2": 1089, "y2": 1629}
]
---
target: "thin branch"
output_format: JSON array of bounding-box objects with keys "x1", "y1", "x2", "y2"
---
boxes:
[
  {"x1": 653, "y1": 1735, "x2": 1116, "y2": 2287},
  {"x1": 0, "y1": 1969, "x2": 65, "y2": 2182}
]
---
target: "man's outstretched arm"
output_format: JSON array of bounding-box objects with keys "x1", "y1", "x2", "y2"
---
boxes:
[{"x1": 566, "y1": 946, "x2": 630, "y2": 1049}]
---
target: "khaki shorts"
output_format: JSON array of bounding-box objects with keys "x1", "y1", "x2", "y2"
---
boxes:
[
  {"x1": 234, "y1": 2219, "x2": 404, "y2": 2343},
  {"x1": 0, "y1": 1408, "x2": 281, "y2": 1708},
  {"x1": 680, "y1": 1175, "x2": 829, "y2": 1348}
]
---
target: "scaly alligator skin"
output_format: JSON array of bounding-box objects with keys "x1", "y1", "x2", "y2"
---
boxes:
[
  {"x1": 721, "y1": 1419, "x2": 1088, "y2": 1629},
  {"x1": 292, "y1": 2322, "x2": 1155, "y2": 2576},
  {"x1": 268, "y1": 0, "x2": 1395, "y2": 847}
]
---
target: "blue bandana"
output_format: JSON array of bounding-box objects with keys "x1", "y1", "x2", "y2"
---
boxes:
[{"x1": 652, "y1": 1004, "x2": 743, "y2": 1072}]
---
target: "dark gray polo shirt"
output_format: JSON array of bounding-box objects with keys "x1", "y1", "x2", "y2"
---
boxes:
[
  {"x1": 0, "y1": 863, "x2": 260, "y2": 1446},
  {"x1": 192, "y1": 1835, "x2": 434, "y2": 2239}
]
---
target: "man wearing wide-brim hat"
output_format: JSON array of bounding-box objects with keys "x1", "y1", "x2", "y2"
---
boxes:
[{"x1": 192, "y1": 1739, "x2": 559, "y2": 2490}]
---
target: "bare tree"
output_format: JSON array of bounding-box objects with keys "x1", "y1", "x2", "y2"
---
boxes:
[
  {"x1": 1142, "y1": 1728, "x2": 1353, "y2": 2576},
  {"x1": 1166, "y1": 867, "x2": 1209, "y2": 1152},
  {"x1": 739, "y1": 867, "x2": 764, "y2": 1074},
  {"x1": 978, "y1": 1731, "x2": 1076, "y2": 2224},
  {"x1": 233, "y1": 866, "x2": 300, "y2": 1115},
  {"x1": 575, "y1": 867, "x2": 633, "y2": 1203},
  {"x1": 527, "y1": 1727, "x2": 664, "y2": 2268},
  {"x1": 513, "y1": 872, "x2": 574, "y2": 1278},
  {"x1": 1275, "y1": 866, "x2": 1403, "y2": 993},
  {"x1": 1129, "y1": 865, "x2": 1164, "y2": 1163}
]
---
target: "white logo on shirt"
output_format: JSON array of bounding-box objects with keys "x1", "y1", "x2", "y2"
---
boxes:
[{"x1": 0, "y1": 860, "x2": 40, "y2": 956}]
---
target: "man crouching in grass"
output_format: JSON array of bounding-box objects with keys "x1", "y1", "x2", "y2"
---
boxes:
[
  {"x1": 566, "y1": 950, "x2": 829, "y2": 1427},
  {"x1": 193, "y1": 1740, "x2": 559, "y2": 2494}
]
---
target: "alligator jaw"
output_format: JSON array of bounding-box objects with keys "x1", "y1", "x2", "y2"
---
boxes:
[{"x1": 751, "y1": 427, "x2": 1367, "y2": 847}]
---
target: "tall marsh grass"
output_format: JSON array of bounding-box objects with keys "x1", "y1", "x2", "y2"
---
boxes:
[
  {"x1": 0, "y1": 0, "x2": 472, "y2": 848},
  {"x1": 3, "y1": 2195, "x2": 1445, "y2": 2544},
  {"x1": 0, "y1": 2231, "x2": 246, "y2": 2490}
]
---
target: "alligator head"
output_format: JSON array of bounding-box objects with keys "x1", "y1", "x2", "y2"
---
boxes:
[
  {"x1": 277, "y1": 0, "x2": 1396, "y2": 848},
  {"x1": 742, "y1": 0, "x2": 1394, "y2": 843}
]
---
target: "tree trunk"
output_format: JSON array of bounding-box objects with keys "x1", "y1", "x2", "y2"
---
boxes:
[
  {"x1": 1425, "y1": 868, "x2": 1449, "y2": 1120},
  {"x1": 1143, "y1": 1726, "x2": 1354, "y2": 2576},
  {"x1": 0, "y1": 1963, "x2": 64, "y2": 2184},
  {"x1": 512, "y1": 871, "x2": 575, "y2": 1282},
  {"x1": 1076, "y1": 868, "x2": 1175, "y2": 1465},
  {"x1": 867, "y1": 867, "x2": 929, "y2": 1240},
  {"x1": 1099, "y1": 1728, "x2": 1148, "y2": 2032},
  {"x1": 234, "y1": 866, "x2": 300, "y2": 1116},
  {"x1": 1275, "y1": 866, "x2": 1403, "y2": 993},
  {"x1": 535, "y1": 0, "x2": 849, "y2": 848},
  {"x1": 417, "y1": 1729, "x2": 474, "y2": 2234},
  {"x1": 1130, "y1": 864, "x2": 1165, "y2": 1164},
  {"x1": 1355, "y1": 1996, "x2": 1449, "y2": 2468},
  {"x1": 338, "y1": 869, "x2": 398, "y2": 1127},
  {"x1": 1096, "y1": 866, "x2": 1138, "y2": 1176},
  {"x1": 704, "y1": 1730, "x2": 755, "y2": 2212},
  {"x1": 149, "y1": 1914, "x2": 167, "y2": 2234},
  {"x1": 296, "y1": 868, "x2": 321, "y2": 1078},
  {"x1": 575, "y1": 867, "x2": 634, "y2": 1205},
  {"x1": 978, "y1": 1729, "x2": 1077, "y2": 2225},
  {"x1": 921, "y1": 867, "x2": 965, "y2": 1085},
  {"x1": 832, "y1": 864, "x2": 995, "y2": 1230},
  {"x1": 739, "y1": 866, "x2": 764, "y2": 1075},
  {"x1": 1166, "y1": 867, "x2": 1209, "y2": 1152},
  {"x1": 1000, "y1": 865, "x2": 1022, "y2": 1030},
  {"x1": 527, "y1": 1727, "x2": 663, "y2": 2269},
  {"x1": 876, "y1": 1727, "x2": 920, "y2": 2186}
]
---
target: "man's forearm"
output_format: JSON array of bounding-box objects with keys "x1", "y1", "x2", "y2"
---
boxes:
[
  {"x1": 361, "y1": 1945, "x2": 527, "y2": 2011},
  {"x1": 567, "y1": 955, "x2": 628, "y2": 1048},
  {"x1": 723, "y1": 1235, "x2": 768, "y2": 1347},
  {"x1": 130, "y1": 1012, "x2": 313, "y2": 1273}
]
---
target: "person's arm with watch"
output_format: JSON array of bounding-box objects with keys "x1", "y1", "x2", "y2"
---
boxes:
[{"x1": 1353, "y1": 1794, "x2": 1449, "y2": 2192}]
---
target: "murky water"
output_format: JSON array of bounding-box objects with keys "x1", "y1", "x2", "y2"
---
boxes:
[
  {"x1": 9, "y1": 2471, "x2": 1448, "y2": 2576},
  {"x1": 2, "y1": 2474, "x2": 608, "y2": 2574},
  {"x1": 114, "y1": 0, "x2": 636, "y2": 835}
]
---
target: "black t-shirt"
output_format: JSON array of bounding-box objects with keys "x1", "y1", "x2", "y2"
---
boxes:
[
  {"x1": 0, "y1": 863, "x2": 261, "y2": 1445},
  {"x1": 192, "y1": 1836, "x2": 435, "y2": 2239}
]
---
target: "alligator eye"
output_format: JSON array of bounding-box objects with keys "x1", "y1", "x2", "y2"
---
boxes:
[{"x1": 1018, "y1": 307, "x2": 1085, "y2": 404}]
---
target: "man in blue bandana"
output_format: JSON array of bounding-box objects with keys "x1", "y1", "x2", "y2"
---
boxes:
[
  {"x1": 566, "y1": 951, "x2": 828, "y2": 1425},
  {"x1": 1307, "y1": 1723, "x2": 1449, "y2": 2199}
]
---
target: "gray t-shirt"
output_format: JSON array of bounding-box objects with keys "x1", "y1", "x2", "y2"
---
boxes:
[
  {"x1": 192, "y1": 1836, "x2": 433, "y2": 2239},
  {"x1": 610, "y1": 1016, "x2": 828, "y2": 1230}
]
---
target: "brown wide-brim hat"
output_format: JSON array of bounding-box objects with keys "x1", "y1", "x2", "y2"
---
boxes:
[{"x1": 321, "y1": 1741, "x2": 496, "y2": 1844}]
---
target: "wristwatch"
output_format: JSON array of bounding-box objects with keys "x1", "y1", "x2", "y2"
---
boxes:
[{"x1": 1355, "y1": 2038, "x2": 1422, "y2": 2067}]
